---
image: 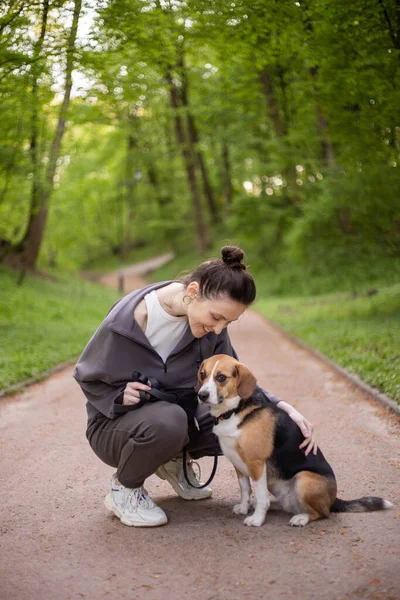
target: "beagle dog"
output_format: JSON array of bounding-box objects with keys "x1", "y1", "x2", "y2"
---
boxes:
[{"x1": 197, "y1": 354, "x2": 392, "y2": 527}]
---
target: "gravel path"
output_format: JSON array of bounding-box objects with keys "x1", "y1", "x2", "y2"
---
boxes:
[{"x1": 1, "y1": 267, "x2": 399, "y2": 600}]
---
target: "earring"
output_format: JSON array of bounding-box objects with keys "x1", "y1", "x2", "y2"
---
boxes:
[{"x1": 183, "y1": 295, "x2": 192, "y2": 305}]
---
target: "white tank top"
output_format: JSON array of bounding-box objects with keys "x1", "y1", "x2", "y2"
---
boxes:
[{"x1": 144, "y1": 290, "x2": 188, "y2": 363}]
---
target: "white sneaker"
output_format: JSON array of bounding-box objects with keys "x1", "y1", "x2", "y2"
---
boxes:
[
  {"x1": 104, "y1": 474, "x2": 168, "y2": 527},
  {"x1": 155, "y1": 456, "x2": 212, "y2": 500}
]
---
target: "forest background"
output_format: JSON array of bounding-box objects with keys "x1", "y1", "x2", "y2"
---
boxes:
[{"x1": 0, "y1": 0, "x2": 399, "y2": 402}]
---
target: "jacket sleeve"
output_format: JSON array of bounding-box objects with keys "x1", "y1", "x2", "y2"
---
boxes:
[
  {"x1": 73, "y1": 325, "x2": 138, "y2": 419},
  {"x1": 213, "y1": 328, "x2": 281, "y2": 405},
  {"x1": 72, "y1": 375, "x2": 128, "y2": 419}
]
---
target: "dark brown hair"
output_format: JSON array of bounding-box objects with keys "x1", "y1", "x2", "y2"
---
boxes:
[{"x1": 183, "y1": 246, "x2": 256, "y2": 305}]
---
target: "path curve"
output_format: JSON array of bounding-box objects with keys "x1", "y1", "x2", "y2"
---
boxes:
[{"x1": 1, "y1": 268, "x2": 399, "y2": 600}]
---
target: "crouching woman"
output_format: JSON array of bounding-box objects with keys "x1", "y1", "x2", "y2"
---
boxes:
[{"x1": 74, "y1": 246, "x2": 317, "y2": 527}]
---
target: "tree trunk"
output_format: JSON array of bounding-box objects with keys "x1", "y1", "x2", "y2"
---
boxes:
[
  {"x1": 221, "y1": 142, "x2": 233, "y2": 209},
  {"x1": 301, "y1": 5, "x2": 335, "y2": 167},
  {"x1": 259, "y1": 67, "x2": 301, "y2": 209},
  {"x1": 310, "y1": 67, "x2": 335, "y2": 167},
  {"x1": 187, "y1": 113, "x2": 219, "y2": 224},
  {"x1": 178, "y1": 53, "x2": 219, "y2": 224},
  {"x1": 11, "y1": 0, "x2": 82, "y2": 270},
  {"x1": 397, "y1": 0, "x2": 400, "y2": 50},
  {"x1": 260, "y1": 69, "x2": 285, "y2": 137},
  {"x1": 316, "y1": 107, "x2": 335, "y2": 166},
  {"x1": 147, "y1": 164, "x2": 171, "y2": 207},
  {"x1": 2, "y1": 0, "x2": 49, "y2": 266},
  {"x1": 378, "y1": 0, "x2": 400, "y2": 51},
  {"x1": 338, "y1": 208, "x2": 354, "y2": 235},
  {"x1": 0, "y1": 107, "x2": 23, "y2": 206},
  {"x1": 166, "y1": 70, "x2": 209, "y2": 254},
  {"x1": 122, "y1": 107, "x2": 138, "y2": 259}
]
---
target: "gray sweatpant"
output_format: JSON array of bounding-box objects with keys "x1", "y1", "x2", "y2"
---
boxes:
[{"x1": 86, "y1": 401, "x2": 221, "y2": 488}]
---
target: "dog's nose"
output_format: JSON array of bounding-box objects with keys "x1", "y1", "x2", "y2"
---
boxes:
[{"x1": 198, "y1": 390, "x2": 210, "y2": 402}]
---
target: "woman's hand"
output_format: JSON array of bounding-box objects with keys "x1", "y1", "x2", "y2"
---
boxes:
[
  {"x1": 276, "y1": 401, "x2": 318, "y2": 456},
  {"x1": 291, "y1": 409, "x2": 318, "y2": 456},
  {"x1": 122, "y1": 380, "x2": 152, "y2": 406}
]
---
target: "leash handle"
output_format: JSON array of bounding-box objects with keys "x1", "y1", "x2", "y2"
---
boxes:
[
  {"x1": 182, "y1": 449, "x2": 218, "y2": 489},
  {"x1": 132, "y1": 371, "x2": 177, "y2": 404}
]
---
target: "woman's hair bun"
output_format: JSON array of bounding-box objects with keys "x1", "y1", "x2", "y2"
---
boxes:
[
  {"x1": 221, "y1": 246, "x2": 246, "y2": 270},
  {"x1": 182, "y1": 244, "x2": 255, "y2": 305}
]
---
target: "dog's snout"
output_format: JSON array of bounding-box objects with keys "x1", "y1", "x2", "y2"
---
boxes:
[{"x1": 198, "y1": 390, "x2": 210, "y2": 402}]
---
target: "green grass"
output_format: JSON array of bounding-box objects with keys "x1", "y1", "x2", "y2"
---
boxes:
[
  {"x1": 0, "y1": 267, "x2": 120, "y2": 392},
  {"x1": 256, "y1": 284, "x2": 400, "y2": 402},
  {"x1": 146, "y1": 249, "x2": 201, "y2": 283}
]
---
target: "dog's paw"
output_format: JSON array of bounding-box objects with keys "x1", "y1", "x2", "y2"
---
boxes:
[
  {"x1": 233, "y1": 503, "x2": 249, "y2": 515},
  {"x1": 244, "y1": 514, "x2": 264, "y2": 527},
  {"x1": 289, "y1": 513, "x2": 309, "y2": 527}
]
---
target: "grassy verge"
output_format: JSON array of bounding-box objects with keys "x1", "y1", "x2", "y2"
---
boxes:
[
  {"x1": 256, "y1": 285, "x2": 400, "y2": 402},
  {"x1": 0, "y1": 267, "x2": 120, "y2": 392},
  {"x1": 146, "y1": 249, "x2": 201, "y2": 283},
  {"x1": 149, "y1": 252, "x2": 400, "y2": 403}
]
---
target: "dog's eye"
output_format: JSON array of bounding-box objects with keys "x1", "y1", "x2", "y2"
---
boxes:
[
  {"x1": 216, "y1": 374, "x2": 227, "y2": 383},
  {"x1": 200, "y1": 371, "x2": 206, "y2": 380}
]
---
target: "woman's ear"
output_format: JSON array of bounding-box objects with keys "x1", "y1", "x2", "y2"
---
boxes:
[
  {"x1": 236, "y1": 363, "x2": 257, "y2": 399},
  {"x1": 186, "y1": 281, "x2": 200, "y2": 298},
  {"x1": 195, "y1": 360, "x2": 205, "y2": 392}
]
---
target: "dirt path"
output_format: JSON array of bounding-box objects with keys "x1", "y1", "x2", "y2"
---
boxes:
[
  {"x1": 97, "y1": 252, "x2": 174, "y2": 290},
  {"x1": 1, "y1": 266, "x2": 399, "y2": 600}
]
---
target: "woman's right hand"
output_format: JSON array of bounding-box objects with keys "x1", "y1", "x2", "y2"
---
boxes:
[{"x1": 122, "y1": 381, "x2": 152, "y2": 406}]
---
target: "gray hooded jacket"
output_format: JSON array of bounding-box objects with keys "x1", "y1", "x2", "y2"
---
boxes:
[{"x1": 73, "y1": 281, "x2": 280, "y2": 421}]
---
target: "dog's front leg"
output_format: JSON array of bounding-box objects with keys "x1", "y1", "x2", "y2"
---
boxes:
[
  {"x1": 233, "y1": 468, "x2": 251, "y2": 515},
  {"x1": 244, "y1": 461, "x2": 269, "y2": 527}
]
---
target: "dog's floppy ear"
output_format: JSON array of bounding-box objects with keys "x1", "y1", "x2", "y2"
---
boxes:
[
  {"x1": 236, "y1": 362, "x2": 257, "y2": 399},
  {"x1": 195, "y1": 360, "x2": 205, "y2": 392}
]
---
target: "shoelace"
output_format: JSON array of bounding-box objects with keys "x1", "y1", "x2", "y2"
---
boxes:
[{"x1": 128, "y1": 486, "x2": 154, "y2": 509}]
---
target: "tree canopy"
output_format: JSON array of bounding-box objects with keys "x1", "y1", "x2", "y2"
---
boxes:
[{"x1": 0, "y1": 0, "x2": 399, "y2": 273}]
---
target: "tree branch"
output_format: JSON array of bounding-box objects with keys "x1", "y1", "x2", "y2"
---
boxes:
[{"x1": 378, "y1": 0, "x2": 399, "y2": 49}]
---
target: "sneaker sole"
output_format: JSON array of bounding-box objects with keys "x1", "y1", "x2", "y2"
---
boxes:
[
  {"x1": 104, "y1": 494, "x2": 168, "y2": 527},
  {"x1": 155, "y1": 466, "x2": 212, "y2": 501}
]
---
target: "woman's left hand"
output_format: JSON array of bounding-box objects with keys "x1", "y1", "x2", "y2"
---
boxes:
[
  {"x1": 277, "y1": 401, "x2": 318, "y2": 455},
  {"x1": 288, "y1": 407, "x2": 318, "y2": 456}
]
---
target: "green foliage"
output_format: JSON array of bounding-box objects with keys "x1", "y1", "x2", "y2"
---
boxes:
[
  {"x1": 0, "y1": 0, "x2": 399, "y2": 272},
  {"x1": 0, "y1": 266, "x2": 120, "y2": 391}
]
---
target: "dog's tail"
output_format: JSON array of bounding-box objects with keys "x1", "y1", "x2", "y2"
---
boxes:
[{"x1": 331, "y1": 496, "x2": 393, "y2": 513}]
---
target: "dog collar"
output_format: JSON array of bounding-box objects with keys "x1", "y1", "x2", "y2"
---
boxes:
[
  {"x1": 216, "y1": 409, "x2": 236, "y2": 422},
  {"x1": 215, "y1": 399, "x2": 250, "y2": 422},
  {"x1": 215, "y1": 396, "x2": 258, "y2": 425}
]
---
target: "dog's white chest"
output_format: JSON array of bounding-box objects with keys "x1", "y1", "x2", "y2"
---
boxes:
[{"x1": 213, "y1": 416, "x2": 249, "y2": 476}]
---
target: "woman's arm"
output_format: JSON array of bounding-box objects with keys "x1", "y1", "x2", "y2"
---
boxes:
[
  {"x1": 214, "y1": 329, "x2": 318, "y2": 455},
  {"x1": 273, "y1": 400, "x2": 317, "y2": 456},
  {"x1": 257, "y1": 385, "x2": 317, "y2": 455}
]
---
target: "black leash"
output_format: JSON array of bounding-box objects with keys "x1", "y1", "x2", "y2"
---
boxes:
[
  {"x1": 180, "y1": 338, "x2": 218, "y2": 489},
  {"x1": 182, "y1": 448, "x2": 218, "y2": 489},
  {"x1": 131, "y1": 364, "x2": 219, "y2": 489}
]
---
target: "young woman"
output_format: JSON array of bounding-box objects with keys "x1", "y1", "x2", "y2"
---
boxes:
[{"x1": 74, "y1": 246, "x2": 317, "y2": 527}]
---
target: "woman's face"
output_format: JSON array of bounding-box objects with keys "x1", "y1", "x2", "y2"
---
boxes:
[{"x1": 186, "y1": 283, "x2": 247, "y2": 338}]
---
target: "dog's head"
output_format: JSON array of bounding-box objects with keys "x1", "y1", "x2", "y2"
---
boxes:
[{"x1": 196, "y1": 354, "x2": 257, "y2": 416}]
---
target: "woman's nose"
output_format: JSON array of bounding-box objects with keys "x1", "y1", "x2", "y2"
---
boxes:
[{"x1": 213, "y1": 324, "x2": 224, "y2": 335}]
